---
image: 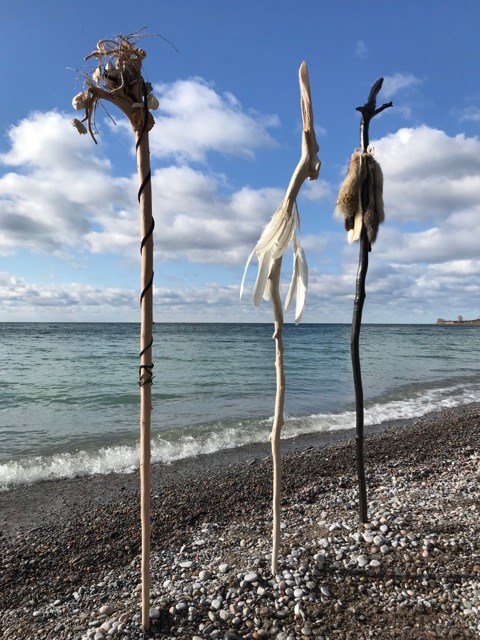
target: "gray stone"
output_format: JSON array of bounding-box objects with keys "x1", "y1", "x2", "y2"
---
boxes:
[
  {"x1": 198, "y1": 569, "x2": 211, "y2": 581},
  {"x1": 179, "y1": 560, "x2": 194, "y2": 568},
  {"x1": 244, "y1": 572, "x2": 259, "y2": 582},
  {"x1": 356, "y1": 555, "x2": 369, "y2": 567},
  {"x1": 99, "y1": 605, "x2": 113, "y2": 616}
]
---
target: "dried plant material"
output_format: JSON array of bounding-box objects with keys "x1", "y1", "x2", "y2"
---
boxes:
[
  {"x1": 335, "y1": 150, "x2": 385, "y2": 245},
  {"x1": 71, "y1": 28, "x2": 159, "y2": 143},
  {"x1": 72, "y1": 118, "x2": 88, "y2": 135}
]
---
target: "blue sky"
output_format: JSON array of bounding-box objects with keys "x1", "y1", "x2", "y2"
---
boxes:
[{"x1": 0, "y1": 1, "x2": 479, "y2": 323}]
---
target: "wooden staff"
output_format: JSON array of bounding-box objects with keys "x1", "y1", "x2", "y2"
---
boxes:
[
  {"x1": 136, "y1": 124, "x2": 154, "y2": 629},
  {"x1": 351, "y1": 79, "x2": 392, "y2": 522},
  {"x1": 72, "y1": 32, "x2": 157, "y2": 629},
  {"x1": 241, "y1": 62, "x2": 320, "y2": 574},
  {"x1": 269, "y1": 257, "x2": 285, "y2": 574}
]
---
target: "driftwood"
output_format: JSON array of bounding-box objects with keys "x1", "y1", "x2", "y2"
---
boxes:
[
  {"x1": 336, "y1": 79, "x2": 392, "y2": 523},
  {"x1": 241, "y1": 61, "x2": 320, "y2": 573},
  {"x1": 72, "y1": 30, "x2": 157, "y2": 629}
]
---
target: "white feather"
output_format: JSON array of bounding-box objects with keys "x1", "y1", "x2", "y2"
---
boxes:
[
  {"x1": 253, "y1": 251, "x2": 273, "y2": 306},
  {"x1": 241, "y1": 197, "x2": 309, "y2": 321},
  {"x1": 293, "y1": 201, "x2": 301, "y2": 232},
  {"x1": 239, "y1": 248, "x2": 256, "y2": 300},
  {"x1": 294, "y1": 247, "x2": 308, "y2": 324},
  {"x1": 284, "y1": 251, "x2": 298, "y2": 313},
  {"x1": 253, "y1": 206, "x2": 288, "y2": 254},
  {"x1": 271, "y1": 214, "x2": 295, "y2": 260}
]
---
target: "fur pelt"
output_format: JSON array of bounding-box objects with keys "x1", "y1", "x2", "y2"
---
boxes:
[{"x1": 335, "y1": 151, "x2": 385, "y2": 245}]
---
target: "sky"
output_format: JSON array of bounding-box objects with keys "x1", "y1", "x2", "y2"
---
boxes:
[{"x1": 0, "y1": 1, "x2": 479, "y2": 323}]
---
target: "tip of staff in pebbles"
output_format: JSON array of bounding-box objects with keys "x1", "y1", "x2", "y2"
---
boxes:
[{"x1": 1, "y1": 403, "x2": 480, "y2": 639}]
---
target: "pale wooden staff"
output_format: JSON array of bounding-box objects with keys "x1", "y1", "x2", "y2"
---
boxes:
[
  {"x1": 241, "y1": 61, "x2": 320, "y2": 574},
  {"x1": 72, "y1": 30, "x2": 157, "y2": 629}
]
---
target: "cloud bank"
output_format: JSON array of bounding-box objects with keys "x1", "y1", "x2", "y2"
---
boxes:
[{"x1": 0, "y1": 76, "x2": 479, "y2": 322}]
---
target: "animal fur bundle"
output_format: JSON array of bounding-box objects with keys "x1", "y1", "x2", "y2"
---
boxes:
[{"x1": 335, "y1": 151, "x2": 385, "y2": 245}]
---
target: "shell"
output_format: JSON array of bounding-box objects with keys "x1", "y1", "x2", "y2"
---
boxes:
[
  {"x1": 147, "y1": 93, "x2": 159, "y2": 110},
  {"x1": 92, "y1": 67, "x2": 102, "y2": 87},
  {"x1": 72, "y1": 92, "x2": 88, "y2": 111},
  {"x1": 104, "y1": 61, "x2": 119, "y2": 77},
  {"x1": 72, "y1": 118, "x2": 87, "y2": 135}
]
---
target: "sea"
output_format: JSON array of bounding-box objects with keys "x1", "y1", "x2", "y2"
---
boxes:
[{"x1": 0, "y1": 323, "x2": 479, "y2": 490}]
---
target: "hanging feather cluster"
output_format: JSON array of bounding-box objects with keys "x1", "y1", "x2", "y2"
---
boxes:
[
  {"x1": 240, "y1": 199, "x2": 308, "y2": 325},
  {"x1": 240, "y1": 61, "x2": 319, "y2": 327},
  {"x1": 335, "y1": 149, "x2": 385, "y2": 245}
]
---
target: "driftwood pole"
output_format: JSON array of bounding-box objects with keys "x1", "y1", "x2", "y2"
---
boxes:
[
  {"x1": 269, "y1": 258, "x2": 285, "y2": 573},
  {"x1": 349, "y1": 79, "x2": 392, "y2": 522},
  {"x1": 136, "y1": 124, "x2": 154, "y2": 630},
  {"x1": 71, "y1": 31, "x2": 157, "y2": 629},
  {"x1": 241, "y1": 62, "x2": 320, "y2": 574}
]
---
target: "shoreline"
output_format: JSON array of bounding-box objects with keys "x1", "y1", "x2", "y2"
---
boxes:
[
  {"x1": 0, "y1": 412, "x2": 414, "y2": 537},
  {"x1": 1, "y1": 403, "x2": 479, "y2": 638}
]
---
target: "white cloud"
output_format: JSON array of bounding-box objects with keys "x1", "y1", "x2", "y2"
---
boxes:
[
  {"x1": 458, "y1": 106, "x2": 480, "y2": 122},
  {"x1": 374, "y1": 126, "x2": 480, "y2": 222},
  {"x1": 148, "y1": 78, "x2": 280, "y2": 162},
  {"x1": 304, "y1": 255, "x2": 480, "y2": 324},
  {"x1": 377, "y1": 209, "x2": 480, "y2": 264},
  {"x1": 0, "y1": 77, "x2": 283, "y2": 265},
  {"x1": 0, "y1": 111, "x2": 110, "y2": 172},
  {"x1": 2, "y1": 106, "x2": 480, "y2": 323},
  {"x1": 0, "y1": 272, "x2": 137, "y2": 319},
  {"x1": 355, "y1": 40, "x2": 367, "y2": 58},
  {"x1": 301, "y1": 178, "x2": 333, "y2": 202},
  {"x1": 0, "y1": 111, "x2": 283, "y2": 264},
  {"x1": 0, "y1": 112, "x2": 122, "y2": 256},
  {"x1": 86, "y1": 165, "x2": 283, "y2": 263},
  {"x1": 381, "y1": 73, "x2": 421, "y2": 99},
  {"x1": 0, "y1": 271, "x2": 264, "y2": 322}
]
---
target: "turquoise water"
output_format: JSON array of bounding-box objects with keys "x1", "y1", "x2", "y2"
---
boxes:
[{"x1": 0, "y1": 323, "x2": 478, "y2": 488}]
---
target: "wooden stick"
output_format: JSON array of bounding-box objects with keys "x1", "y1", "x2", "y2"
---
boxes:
[
  {"x1": 73, "y1": 35, "x2": 157, "y2": 629},
  {"x1": 267, "y1": 62, "x2": 320, "y2": 574},
  {"x1": 136, "y1": 128, "x2": 154, "y2": 628},
  {"x1": 351, "y1": 79, "x2": 393, "y2": 523},
  {"x1": 269, "y1": 257, "x2": 285, "y2": 575},
  {"x1": 351, "y1": 227, "x2": 369, "y2": 522}
]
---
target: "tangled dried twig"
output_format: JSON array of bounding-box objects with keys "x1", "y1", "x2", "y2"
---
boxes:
[{"x1": 72, "y1": 28, "x2": 159, "y2": 143}]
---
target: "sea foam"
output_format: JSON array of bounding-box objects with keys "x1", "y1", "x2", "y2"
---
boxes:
[{"x1": 1, "y1": 381, "x2": 478, "y2": 491}]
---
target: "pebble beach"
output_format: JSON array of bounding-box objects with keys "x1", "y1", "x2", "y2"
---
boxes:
[{"x1": 1, "y1": 404, "x2": 479, "y2": 640}]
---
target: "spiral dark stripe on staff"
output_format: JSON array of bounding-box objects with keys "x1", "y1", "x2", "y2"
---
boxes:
[
  {"x1": 140, "y1": 272, "x2": 154, "y2": 303},
  {"x1": 139, "y1": 364, "x2": 154, "y2": 386},
  {"x1": 136, "y1": 77, "x2": 155, "y2": 387},
  {"x1": 140, "y1": 337, "x2": 153, "y2": 358},
  {"x1": 141, "y1": 219, "x2": 155, "y2": 253},
  {"x1": 138, "y1": 171, "x2": 152, "y2": 203}
]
